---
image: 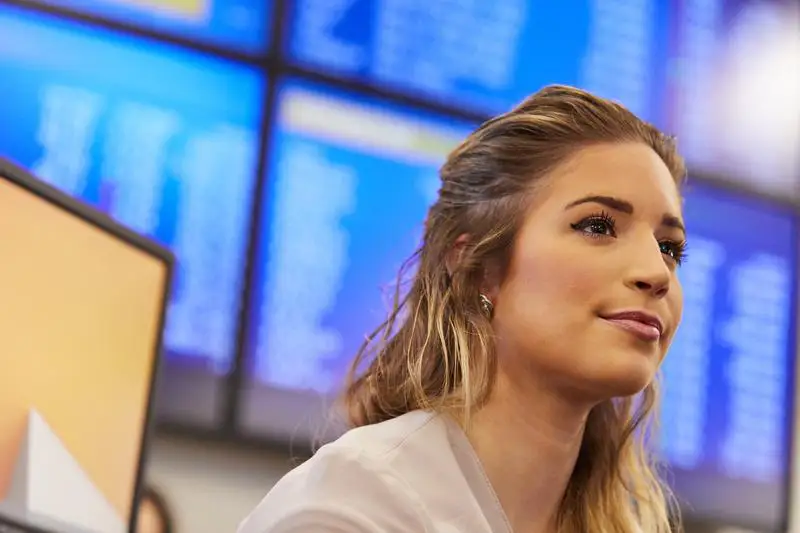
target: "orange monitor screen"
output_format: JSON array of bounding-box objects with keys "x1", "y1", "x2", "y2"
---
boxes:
[{"x1": 0, "y1": 174, "x2": 169, "y2": 533}]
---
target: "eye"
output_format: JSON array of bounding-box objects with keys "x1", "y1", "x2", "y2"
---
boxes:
[
  {"x1": 571, "y1": 211, "x2": 617, "y2": 238},
  {"x1": 659, "y1": 240, "x2": 688, "y2": 265}
]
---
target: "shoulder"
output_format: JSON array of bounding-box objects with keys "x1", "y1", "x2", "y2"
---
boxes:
[{"x1": 238, "y1": 411, "x2": 445, "y2": 533}]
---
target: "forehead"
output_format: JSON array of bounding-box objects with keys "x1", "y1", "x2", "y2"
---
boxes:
[{"x1": 535, "y1": 143, "x2": 683, "y2": 217}]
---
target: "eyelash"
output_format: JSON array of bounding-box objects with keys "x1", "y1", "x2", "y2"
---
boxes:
[{"x1": 570, "y1": 211, "x2": 688, "y2": 266}]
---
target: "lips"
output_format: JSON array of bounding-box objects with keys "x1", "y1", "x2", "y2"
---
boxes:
[{"x1": 601, "y1": 310, "x2": 664, "y2": 342}]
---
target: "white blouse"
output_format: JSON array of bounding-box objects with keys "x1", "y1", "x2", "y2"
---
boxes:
[{"x1": 238, "y1": 410, "x2": 513, "y2": 533}]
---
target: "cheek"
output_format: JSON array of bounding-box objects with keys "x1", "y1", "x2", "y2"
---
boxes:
[
  {"x1": 672, "y1": 279, "x2": 684, "y2": 324},
  {"x1": 662, "y1": 279, "x2": 684, "y2": 349},
  {"x1": 499, "y1": 246, "x2": 607, "y2": 331}
]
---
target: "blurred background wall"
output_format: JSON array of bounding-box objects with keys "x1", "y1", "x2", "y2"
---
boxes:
[{"x1": 146, "y1": 436, "x2": 288, "y2": 533}]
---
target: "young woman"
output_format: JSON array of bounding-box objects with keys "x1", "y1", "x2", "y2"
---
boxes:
[{"x1": 240, "y1": 85, "x2": 687, "y2": 533}]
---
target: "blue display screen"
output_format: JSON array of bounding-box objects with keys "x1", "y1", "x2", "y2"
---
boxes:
[
  {"x1": 661, "y1": 181, "x2": 796, "y2": 530},
  {"x1": 284, "y1": 0, "x2": 672, "y2": 121},
  {"x1": 31, "y1": 0, "x2": 271, "y2": 52},
  {"x1": 244, "y1": 80, "x2": 473, "y2": 395},
  {"x1": 0, "y1": 6, "x2": 264, "y2": 380},
  {"x1": 665, "y1": 0, "x2": 800, "y2": 197}
]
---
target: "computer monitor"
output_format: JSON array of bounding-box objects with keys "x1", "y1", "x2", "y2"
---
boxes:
[{"x1": 0, "y1": 158, "x2": 173, "y2": 533}]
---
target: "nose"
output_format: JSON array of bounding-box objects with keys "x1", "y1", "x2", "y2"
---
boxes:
[{"x1": 624, "y1": 242, "x2": 672, "y2": 299}]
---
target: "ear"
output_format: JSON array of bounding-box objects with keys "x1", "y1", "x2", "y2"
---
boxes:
[
  {"x1": 446, "y1": 234, "x2": 501, "y2": 302},
  {"x1": 445, "y1": 233, "x2": 471, "y2": 278}
]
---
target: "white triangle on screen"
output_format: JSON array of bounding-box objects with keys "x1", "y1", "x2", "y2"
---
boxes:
[{"x1": 1, "y1": 408, "x2": 125, "y2": 533}]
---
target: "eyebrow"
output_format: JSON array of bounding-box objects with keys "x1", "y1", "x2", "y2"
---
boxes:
[{"x1": 565, "y1": 194, "x2": 686, "y2": 235}]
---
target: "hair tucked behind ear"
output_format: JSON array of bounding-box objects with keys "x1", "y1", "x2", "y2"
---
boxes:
[{"x1": 341, "y1": 85, "x2": 686, "y2": 533}]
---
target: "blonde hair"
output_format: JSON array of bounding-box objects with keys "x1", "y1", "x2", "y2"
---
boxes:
[{"x1": 341, "y1": 85, "x2": 686, "y2": 532}]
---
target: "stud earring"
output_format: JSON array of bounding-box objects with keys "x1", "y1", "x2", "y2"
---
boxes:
[{"x1": 479, "y1": 293, "x2": 494, "y2": 318}]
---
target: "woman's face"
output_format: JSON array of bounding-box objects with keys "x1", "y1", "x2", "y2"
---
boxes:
[{"x1": 490, "y1": 142, "x2": 684, "y2": 401}]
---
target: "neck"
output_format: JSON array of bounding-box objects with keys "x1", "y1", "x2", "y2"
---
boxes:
[{"x1": 465, "y1": 369, "x2": 591, "y2": 533}]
